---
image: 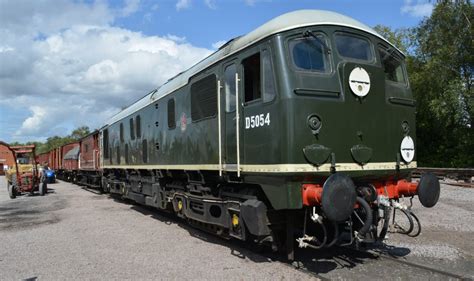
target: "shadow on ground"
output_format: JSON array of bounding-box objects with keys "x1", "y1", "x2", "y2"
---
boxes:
[{"x1": 104, "y1": 193, "x2": 411, "y2": 277}]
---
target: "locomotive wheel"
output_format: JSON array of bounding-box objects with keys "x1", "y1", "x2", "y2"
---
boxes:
[{"x1": 7, "y1": 181, "x2": 16, "y2": 199}]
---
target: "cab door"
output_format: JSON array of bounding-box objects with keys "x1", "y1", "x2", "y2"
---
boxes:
[
  {"x1": 240, "y1": 48, "x2": 278, "y2": 166},
  {"x1": 221, "y1": 61, "x2": 241, "y2": 173}
]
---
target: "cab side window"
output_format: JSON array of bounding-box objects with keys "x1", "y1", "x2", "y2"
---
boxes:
[
  {"x1": 224, "y1": 64, "x2": 236, "y2": 112},
  {"x1": 242, "y1": 49, "x2": 276, "y2": 104},
  {"x1": 262, "y1": 49, "x2": 276, "y2": 103},
  {"x1": 379, "y1": 45, "x2": 406, "y2": 83},
  {"x1": 242, "y1": 53, "x2": 261, "y2": 103}
]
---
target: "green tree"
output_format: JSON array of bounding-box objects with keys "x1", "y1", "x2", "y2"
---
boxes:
[
  {"x1": 375, "y1": 0, "x2": 473, "y2": 167},
  {"x1": 373, "y1": 25, "x2": 413, "y2": 54},
  {"x1": 412, "y1": 0, "x2": 473, "y2": 167},
  {"x1": 71, "y1": 126, "x2": 90, "y2": 140}
]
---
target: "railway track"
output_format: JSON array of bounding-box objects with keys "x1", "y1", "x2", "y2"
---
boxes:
[
  {"x1": 343, "y1": 246, "x2": 471, "y2": 280},
  {"x1": 413, "y1": 168, "x2": 473, "y2": 182}
]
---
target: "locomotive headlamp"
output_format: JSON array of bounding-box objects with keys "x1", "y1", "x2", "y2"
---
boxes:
[
  {"x1": 349, "y1": 67, "x2": 371, "y2": 97},
  {"x1": 307, "y1": 114, "x2": 322, "y2": 135},
  {"x1": 401, "y1": 121, "x2": 410, "y2": 134},
  {"x1": 400, "y1": 136, "x2": 415, "y2": 163}
]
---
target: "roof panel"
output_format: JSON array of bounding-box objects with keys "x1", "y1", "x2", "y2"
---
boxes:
[{"x1": 104, "y1": 10, "x2": 399, "y2": 127}]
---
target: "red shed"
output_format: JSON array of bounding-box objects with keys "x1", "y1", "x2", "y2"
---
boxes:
[{"x1": 0, "y1": 143, "x2": 16, "y2": 175}]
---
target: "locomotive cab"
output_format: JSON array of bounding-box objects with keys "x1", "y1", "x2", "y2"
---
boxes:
[{"x1": 262, "y1": 21, "x2": 440, "y2": 249}]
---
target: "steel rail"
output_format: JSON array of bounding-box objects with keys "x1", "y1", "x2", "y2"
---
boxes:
[{"x1": 343, "y1": 246, "x2": 469, "y2": 280}]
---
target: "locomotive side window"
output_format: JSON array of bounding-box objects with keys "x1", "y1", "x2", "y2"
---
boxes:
[
  {"x1": 243, "y1": 53, "x2": 261, "y2": 103},
  {"x1": 224, "y1": 64, "x2": 236, "y2": 112},
  {"x1": 103, "y1": 129, "x2": 109, "y2": 158},
  {"x1": 116, "y1": 146, "x2": 120, "y2": 164},
  {"x1": 125, "y1": 144, "x2": 129, "y2": 164},
  {"x1": 168, "y1": 99, "x2": 176, "y2": 129},
  {"x1": 136, "y1": 115, "x2": 141, "y2": 138},
  {"x1": 379, "y1": 45, "x2": 406, "y2": 83},
  {"x1": 191, "y1": 74, "x2": 217, "y2": 121},
  {"x1": 130, "y1": 118, "x2": 135, "y2": 140},
  {"x1": 262, "y1": 49, "x2": 276, "y2": 102},
  {"x1": 335, "y1": 32, "x2": 373, "y2": 61},
  {"x1": 290, "y1": 35, "x2": 329, "y2": 72},
  {"x1": 119, "y1": 123, "x2": 124, "y2": 143},
  {"x1": 142, "y1": 139, "x2": 148, "y2": 163}
]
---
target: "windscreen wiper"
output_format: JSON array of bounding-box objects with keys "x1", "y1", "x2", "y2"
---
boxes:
[{"x1": 303, "y1": 30, "x2": 331, "y2": 54}]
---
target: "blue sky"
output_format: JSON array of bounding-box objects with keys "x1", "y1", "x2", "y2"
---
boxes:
[
  {"x1": 112, "y1": 0, "x2": 426, "y2": 49},
  {"x1": 0, "y1": 0, "x2": 433, "y2": 143}
]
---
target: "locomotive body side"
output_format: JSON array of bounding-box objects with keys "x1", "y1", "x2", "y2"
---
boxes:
[{"x1": 97, "y1": 10, "x2": 439, "y2": 256}]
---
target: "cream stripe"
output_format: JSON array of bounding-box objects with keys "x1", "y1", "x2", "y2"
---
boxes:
[{"x1": 102, "y1": 161, "x2": 417, "y2": 173}]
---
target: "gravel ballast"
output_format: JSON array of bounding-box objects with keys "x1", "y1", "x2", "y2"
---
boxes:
[
  {"x1": 0, "y1": 177, "x2": 315, "y2": 280},
  {"x1": 1, "y1": 176, "x2": 473, "y2": 280}
]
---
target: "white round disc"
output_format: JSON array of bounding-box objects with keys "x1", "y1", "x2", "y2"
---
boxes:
[
  {"x1": 400, "y1": 136, "x2": 415, "y2": 163},
  {"x1": 349, "y1": 67, "x2": 371, "y2": 97}
]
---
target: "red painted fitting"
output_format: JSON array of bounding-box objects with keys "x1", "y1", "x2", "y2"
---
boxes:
[
  {"x1": 375, "y1": 180, "x2": 418, "y2": 199},
  {"x1": 397, "y1": 180, "x2": 418, "y2": 196},
  {"x1": 302, "y1": 183, "x2": 323, "y2": 206}
]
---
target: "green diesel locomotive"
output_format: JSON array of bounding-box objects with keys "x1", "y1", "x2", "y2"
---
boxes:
[{"x1": 99, "y1": 10, "x2": 440, "y2": 258}]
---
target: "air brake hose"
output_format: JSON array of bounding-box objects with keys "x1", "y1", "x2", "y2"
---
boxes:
[
  {"x1": 393, "y1": 208, "x2": 414, "y2": 234},
  {"x1": 355, "y1": 196, "x2": 373, "y2": 238},
  {"x1": 325, "y1": 221, "x2": 339, "y2": 248},
  {"x1": 310, "y1": 222, "x2": 328, "y2": 249},
  {"x1": 377, "y1": 206, "x2": 391, "y2": 242},
  {"x1": 407, "y1": 211, "x2": 421, "y2": 237}
]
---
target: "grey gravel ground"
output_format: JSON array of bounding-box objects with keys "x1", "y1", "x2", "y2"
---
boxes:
[
  {"x1": 0, "y1": 177, "x2": 315, "y2": 280},
  {"x1": 384, "y1": 183, "x2": 474, "y2": 279},
  {"x1": 1, "y1": 176, "x2": 473, "y2": 280}
]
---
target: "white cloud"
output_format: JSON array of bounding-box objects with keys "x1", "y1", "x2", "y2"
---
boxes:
[
  {"x1": 0, "y1": 0, "x2": 113, "y2": 36},
  {"x1": 401, "y1": 0, "x2": 433, "y2": 17},
  {"x1": 0, "y1": 0, "x2": 213, "y2": 141},
  {"x1": 204, "y1": 0, "x2": 217, "y2": 9},
  {"x1": 176, "y1": 0, "x2": 191, "y2": 11},
  {"x1": 212, "y1": 40, "x2": 226, "y2": 49},
  {"x1": 20, "y1": 106, "x2": 48, "y2": 135},
  {"x1": 0, "y1": 46, "x2": 14, "y2": 53},
  {"x1": 121, "y1": 0, "x2": 141, "y2": 17}
]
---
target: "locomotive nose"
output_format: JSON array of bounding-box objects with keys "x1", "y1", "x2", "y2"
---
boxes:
[
  {"x1": 417, "y1": 173, "x2": 440, "y2": 208},
  {"x1": 321, "y1": 173, "x2": 357, "y2": 222}
]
